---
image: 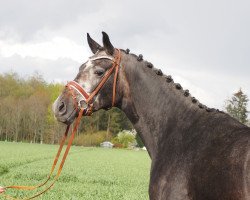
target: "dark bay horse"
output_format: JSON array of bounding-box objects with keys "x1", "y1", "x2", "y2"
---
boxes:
[{"x1": 53, "y1": 32, "x2": 250, "y2": 200}]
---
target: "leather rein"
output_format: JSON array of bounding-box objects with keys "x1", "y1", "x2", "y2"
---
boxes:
[{"x1": 0, "y1": 49, "x2": 122, "y2": 200}]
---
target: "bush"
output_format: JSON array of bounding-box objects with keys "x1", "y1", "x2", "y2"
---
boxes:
[
  {"x1": 73, "y1": 131, "x2": 109, "y2": 146},
  {"x1": 113, "y1": 143, "x2": 124, "y2": 148},
  {"x1": 111, "y1": 130, "x2": 136, "y2": 148}
]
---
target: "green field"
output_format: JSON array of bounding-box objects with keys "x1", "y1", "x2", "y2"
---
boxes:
[{"x1": 0, "y1": 142, "x2": 150, "y2": 200}]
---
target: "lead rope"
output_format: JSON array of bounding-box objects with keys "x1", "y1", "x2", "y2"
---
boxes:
[{"x1": 0, "y1": 108, "x2": 84, "y2": 200}]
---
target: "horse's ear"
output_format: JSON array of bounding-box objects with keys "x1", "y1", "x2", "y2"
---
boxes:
[
  {"x1": 102, "y1": 31, "x2": 114, "y2": 55},
  {"x1": 87, "y1": 33, "x2": 101, "y2": 54}
]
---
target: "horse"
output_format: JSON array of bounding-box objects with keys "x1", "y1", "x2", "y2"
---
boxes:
[{"x1": 53, "y1": 32, "x2": 250, "y2": 200}]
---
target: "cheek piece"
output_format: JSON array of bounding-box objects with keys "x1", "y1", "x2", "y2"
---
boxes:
[{"x1": 65, "y1": 49, "x2": 121, "y2": 116}]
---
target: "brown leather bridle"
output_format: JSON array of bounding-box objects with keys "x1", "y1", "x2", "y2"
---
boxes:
[
  {"x1": 66, "y1": 48, "x2": 121, "y2": 115},
  {"x1": 0, "y1": 49, "x2": 122, "y2": 200}
]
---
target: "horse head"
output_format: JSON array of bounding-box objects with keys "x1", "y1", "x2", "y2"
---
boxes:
[{"x1": 53, "y1": 32, "x2": 126, "y2": 125}]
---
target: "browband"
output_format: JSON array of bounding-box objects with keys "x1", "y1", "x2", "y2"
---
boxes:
[{"x1": 89, "y1": 56, "x2": 114, "y2": 61}]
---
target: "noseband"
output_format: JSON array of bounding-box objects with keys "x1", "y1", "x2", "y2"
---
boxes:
[{"x1": 66, "y1": 49, "x2": 121, "y2": 115}]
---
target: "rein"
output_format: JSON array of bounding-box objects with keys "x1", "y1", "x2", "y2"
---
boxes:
[
  {"x1": 0, "y1": 49, "x2": 121, "y2": 199},
  {"x1": 0, "y1": 109, "x2": 84, "y2": 200}
]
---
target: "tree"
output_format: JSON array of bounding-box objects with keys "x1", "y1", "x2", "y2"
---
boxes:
[{"x1": 225, "y1": 89, "x2": 249, "y2": 124}]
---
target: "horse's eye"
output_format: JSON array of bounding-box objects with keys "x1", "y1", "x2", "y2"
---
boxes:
[{"x1": 94, "y1": 70, "x2": 104, "y2": 76}]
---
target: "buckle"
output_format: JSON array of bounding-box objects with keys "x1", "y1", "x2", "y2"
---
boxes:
[
  {"x1": 78, "y1": 100, "x2": 93, "y2": 116},
  {"x1": 78, "y1": 100, "x2": 88, "y2": 110}
]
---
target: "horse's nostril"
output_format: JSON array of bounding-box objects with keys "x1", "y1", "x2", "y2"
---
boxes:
[{"x1": 59, "y1": 102, "x2": 65, "y2": 112}]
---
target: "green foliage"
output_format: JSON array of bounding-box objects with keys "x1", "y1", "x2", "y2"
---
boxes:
[
  {"x1": 112, "y1": 130, "x2": 136, "y2": 148},
  {"x1": 225, "y1": 89, "x2": 249, "y2": 124},
  {"x1": 0, "y1": 142, "x2": 150, "y2": 200}
]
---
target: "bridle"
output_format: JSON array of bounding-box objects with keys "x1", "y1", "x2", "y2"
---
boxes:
[
  {"x1": 65, "y1": 48, "x2": 122, "y2": 115},
  {"x1": 0, "y1": 49, "x2": 122, "y2": 200}
]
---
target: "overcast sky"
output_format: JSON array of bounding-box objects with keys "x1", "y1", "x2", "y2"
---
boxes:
[{"x1": 0, "y1": 0, "x2": 249, "y2": 110}]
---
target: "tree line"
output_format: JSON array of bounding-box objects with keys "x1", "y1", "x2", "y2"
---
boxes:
[
  {"x1": 0, "y1": 72, "x2": 132, "y2": 145},
  {"x1": 0, "y1": 72, "x2": 249, "y2": 145}
]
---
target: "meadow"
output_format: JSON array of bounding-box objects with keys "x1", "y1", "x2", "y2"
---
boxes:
[{"x1": 0, "y1": 142, "x2": 150, "y2": 200}]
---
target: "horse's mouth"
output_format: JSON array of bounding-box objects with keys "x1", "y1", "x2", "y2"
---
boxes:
[{"x1": 56, "y1": 108, "x2": 77, "y2": 125}]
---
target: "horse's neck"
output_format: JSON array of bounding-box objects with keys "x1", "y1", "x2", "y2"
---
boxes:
[{"x1": 120, "y1": 54, "x2": 204, "y2": 159}]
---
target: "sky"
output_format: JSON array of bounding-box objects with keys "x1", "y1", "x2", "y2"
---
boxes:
[{"x1": 0, "y1": 0, "x2": 249, "y2": 110}]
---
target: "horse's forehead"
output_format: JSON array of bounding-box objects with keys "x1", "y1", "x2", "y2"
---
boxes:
[
  {"x1": 81, "y1": 52, "x2": 105, "y2": 71},
  {"x1": 84, "y1": 60, "x2": 94, "y2": 71},
  {"x1": 82, "y1": 52, "x2": 111, "y2": 72}
]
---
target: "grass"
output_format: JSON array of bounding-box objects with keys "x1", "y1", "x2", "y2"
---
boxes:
[{"x1": 0, "y1": 142, "x2": 150, "y2": 200}]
